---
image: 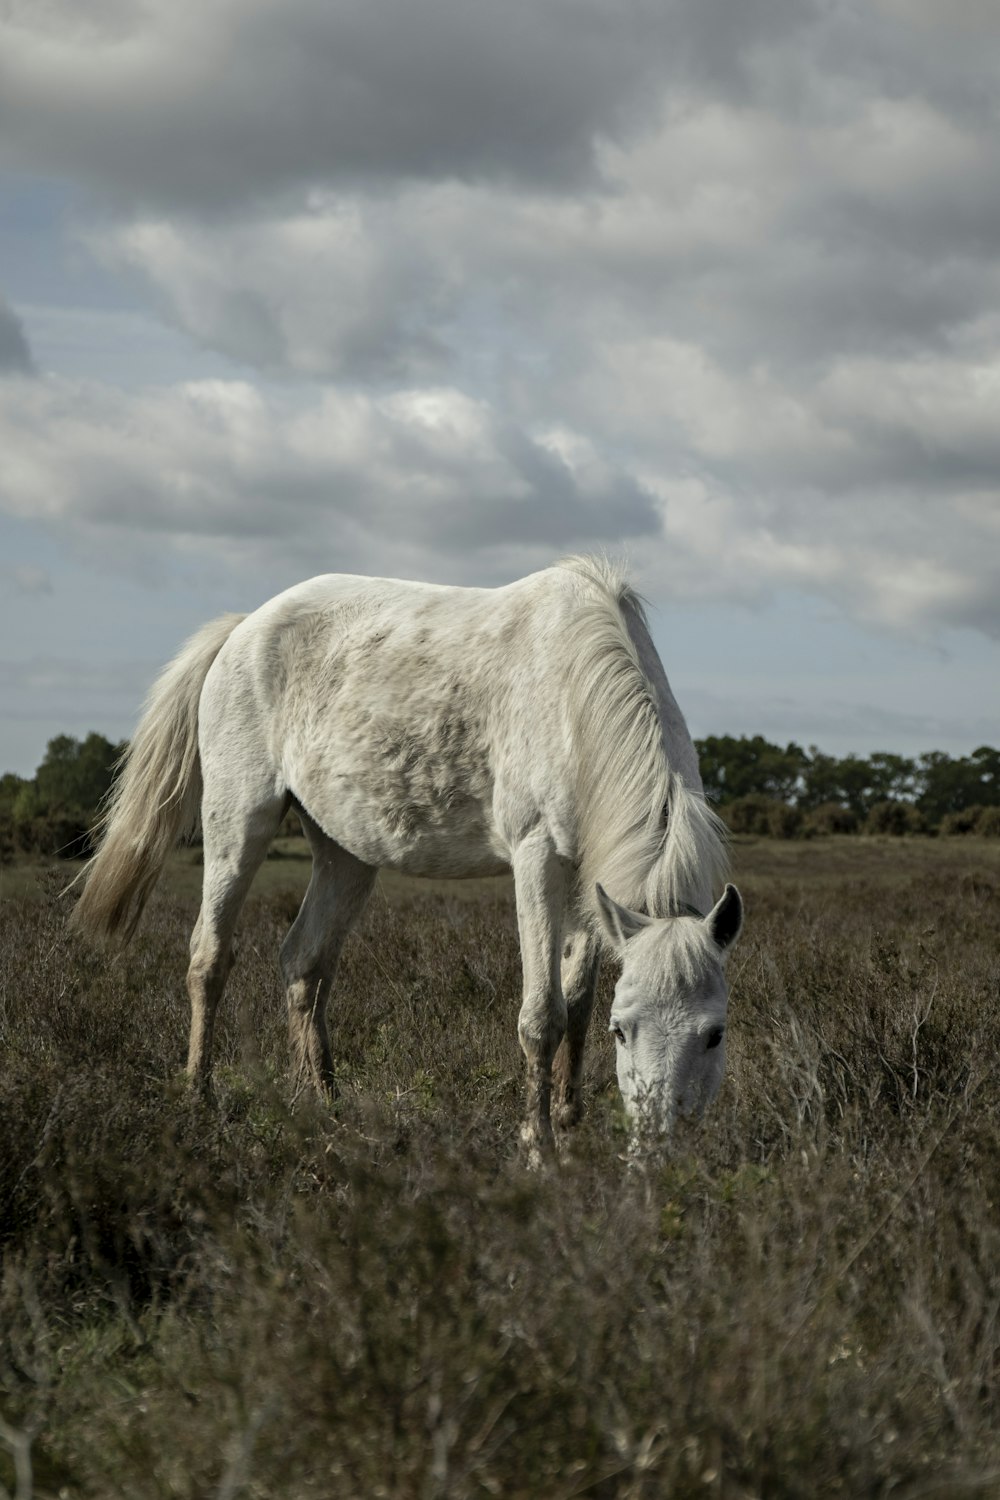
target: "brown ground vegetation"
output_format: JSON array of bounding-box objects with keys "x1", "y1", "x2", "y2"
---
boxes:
[{"x1": 2, "y1": 838, "x2": 1000, "y2": 1497}]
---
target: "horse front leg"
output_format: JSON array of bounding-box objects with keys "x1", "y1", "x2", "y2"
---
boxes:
[
  {"x1": 552, "y1": 928, "x2": 600, "y2": 1131},
  {"x1": 511, "y1": 828, "x2": 569, "y2": 1163}
]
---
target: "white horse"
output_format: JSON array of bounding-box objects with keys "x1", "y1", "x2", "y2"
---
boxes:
[{"x1": 72, "y1": 556, "x2": 742, "y2": 1152}]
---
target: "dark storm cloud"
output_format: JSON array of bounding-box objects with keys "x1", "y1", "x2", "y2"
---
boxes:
[
  {"x1": 0, "y1": 0, "x2": 688, "y2": 207},
  {"x1": 4, "y1": 0, "x2": 997, "y2": 212},
  {"x1": 13, "y1": 0, "x2": 1000, "y2": 400}
]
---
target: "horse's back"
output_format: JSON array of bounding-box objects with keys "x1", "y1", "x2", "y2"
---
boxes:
[
  {"x1": 216, "y1": 566, "x2": 588, "y2": 706},
  {"x1": 199, "y1": 567, "x2": 580, "y2": 876}
]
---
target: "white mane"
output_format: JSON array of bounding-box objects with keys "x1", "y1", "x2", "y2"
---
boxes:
[{"x1": 557, "y1": 555, "x2": 730, "y2": 923}]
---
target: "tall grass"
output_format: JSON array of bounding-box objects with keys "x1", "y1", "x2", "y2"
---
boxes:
[{"x1": 2, "y1": 842, "x2": 1000, "y2": 1497}]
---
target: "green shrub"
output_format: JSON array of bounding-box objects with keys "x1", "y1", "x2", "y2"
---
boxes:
[
  {"x1": 13, "y1": 814, "x2": 92, "y2": 858},
  {"x1": 765, "y1": 801, "x2": 803, "y2": 838},
  {"x1": 803, "y1": 801, "x2": 859, "y2": 836},
  {"x1": 723, "y1": 794, "x2": 778, "y2": 836},
  {"x1": 723, "y1": 796, "x2": 803, "y2": 838},
  {"x1": 864, "y1": 800, "x2": 926, "y2": 836}
]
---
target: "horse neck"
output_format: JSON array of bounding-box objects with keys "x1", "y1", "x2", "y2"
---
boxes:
[
  {"x1": 648, "y1": 773, "x2": 728, "y2": 920},
  {"x1": 619, "y1": 592, "x2": 704, "y2": 796},
  {"x1": 560, "y1": 563, "x2": 727, "y2": 923}
]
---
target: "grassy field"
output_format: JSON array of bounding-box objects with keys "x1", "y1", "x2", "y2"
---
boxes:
[
  {"x1": 0, "y1": 837, "x2": 513, "y2": 907},
  {"x1": 2, "y1": 837, "x2": 1000, "y2": 1497}
]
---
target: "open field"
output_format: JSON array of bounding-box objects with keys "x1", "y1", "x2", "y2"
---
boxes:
[
  {"x1": 2, "y1": 837, "x2": 1000, "y2": 1497},
  {"x1": 0, "y1": 837, "x2": 514, "y2": 907}
]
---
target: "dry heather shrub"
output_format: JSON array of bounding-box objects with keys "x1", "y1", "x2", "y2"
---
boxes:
[
  {"x1": 976, "y1": 805, "x2": 1000, "y2": 836},
  {"x1": 3, "y1": 843, "x2": 1000, "y2": 1497},
  {"x1": 941, "y1": 804, "x2": 1000, "y2": 837}
]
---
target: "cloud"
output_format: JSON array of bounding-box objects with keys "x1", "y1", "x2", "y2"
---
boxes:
[
  {"x1": 95, "y1": 207, "x2": 455, "y2": 381},
  {"x1": 0, "y1": 374, "x2": 660, "y2": 583},
  {"x1": 0, "y1": 296, "x2": 34, "y2": 373},
  {"x1": 3, "y1": 0, "x2": 998, "y2": 658},
  {"x1": 677, "y1": 680, "x2": 1000, "y2": 760},
  {"x1": 0, "y1": 563, "x2": 52, "y2": 595},
  {"x1": 4, "y1": 0, "x2": 998, "y2": 216},
  {"x1": 0, "y1": 657, "x2": 155, "y2": 776},
  {"x1": 0, "y1": 372, "x2": 997, "y2": 641},
  {"x1": 647, "y1": 484, "x2": 1000, "y2": 639},
  {"x1": 0, "y1": 0, "x2": 691, "y2": 207},
  {"x1": 0, "y1": 655, "x2": 149, "y2": 711},
  {"x1": 91, "y1": 77, "x2": 1000, "y2": 385}
]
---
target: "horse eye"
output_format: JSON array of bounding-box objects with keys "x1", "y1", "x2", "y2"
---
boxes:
[
  {"x1": 705, "y1": 1027, "x2": 724, "y2": 1051},
  {"x1": 612, "y1": 1025, "x2": 626, "y2": 1045}
]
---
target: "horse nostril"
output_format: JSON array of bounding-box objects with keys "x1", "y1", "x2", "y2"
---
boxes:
[{"x1": 706, "y1": 1027, "x2": 724, "y2": 1051}]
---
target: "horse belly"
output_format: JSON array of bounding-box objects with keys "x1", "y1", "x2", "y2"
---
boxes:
[{"x1": 289, "y1": 704, "x2": 508, "y2": 878}]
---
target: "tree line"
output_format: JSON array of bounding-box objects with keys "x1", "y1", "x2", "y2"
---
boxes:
[
  {"x1": 696, "y1": 734, "x2": 1000, "y2": 838},
  {"x1": 0, "y1": 732, "x2": 124, "y2": 861},
  {"x1": 2, "y1": 730, "x2": 999, "y2": 861}
]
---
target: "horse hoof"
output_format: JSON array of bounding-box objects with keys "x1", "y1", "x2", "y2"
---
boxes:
[{"x1": 519, "y1": 1122, "x2": 555, "y2": 1170}]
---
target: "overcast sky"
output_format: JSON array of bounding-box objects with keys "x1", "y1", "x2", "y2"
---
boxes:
[{"x1": 1, "y1": 0, "x2": 998, "y2": 776}]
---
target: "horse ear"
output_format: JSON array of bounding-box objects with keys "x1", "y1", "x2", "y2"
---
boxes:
[
  {"x1": 705, "y1": 883, "x2": 743, "y2": 953},
  {"x1": 595, "y1": 884, "x2": 651, "y2": 950}
]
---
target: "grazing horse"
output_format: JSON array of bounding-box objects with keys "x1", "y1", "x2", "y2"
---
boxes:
[{"x1": 72, "y1": 556, "x2": 742, "y2": 1152}]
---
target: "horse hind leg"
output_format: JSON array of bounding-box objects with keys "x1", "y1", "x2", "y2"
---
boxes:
[
  {"x1": 186, "y1": 788, "x2": 285, "y2": 1093},
  {"x1": 279, "y1": 807, "x2": 376, "y2": 1099}
]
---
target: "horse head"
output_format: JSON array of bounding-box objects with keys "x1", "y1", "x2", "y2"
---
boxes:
[{"x1": 596, "y1": 882, "x2": 743, "y2": 1135}]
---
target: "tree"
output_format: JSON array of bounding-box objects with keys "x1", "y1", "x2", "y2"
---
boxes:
[
  {"x1": 969, "y1": 745, "x2": 1000, "y2": 805},
  {"x1": 695, "y1": 735, "x2": 808, "y2": 805},
  {"x1": 797, "y1": 749, "x2": 843, "y2": 809},
  {"x1": 917, "y1": 749, "x2": 1000, "y2": 824},
  {"x1": 33, "y1": 732, "x2": 123, "y2": 817},
  {"x1": 865, "y1": 752, "x2": 918, "y2": 807},
  {"x1": 12, "y1": 781, "x2": 42, "y2": 820},
  {"x1": 0, "y1": 772, "x2": 28, "y2": 816},
  {"x1": 799, "y1": 749, "x2": 917, "y2": 817}
]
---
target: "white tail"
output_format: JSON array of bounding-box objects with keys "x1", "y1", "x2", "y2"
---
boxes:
[{"x1": 71, "y1": 613, "x2": 245, "y2": 943}]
